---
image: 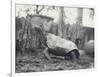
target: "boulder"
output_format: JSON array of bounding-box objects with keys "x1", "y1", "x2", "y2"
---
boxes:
[{"x1": 84, "y1": 40, "x2": 94, "y2": 57}]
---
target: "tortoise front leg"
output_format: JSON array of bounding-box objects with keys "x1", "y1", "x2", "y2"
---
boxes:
[{"x1": 43, "y1": 47, "x2": 52, "y2": 61}]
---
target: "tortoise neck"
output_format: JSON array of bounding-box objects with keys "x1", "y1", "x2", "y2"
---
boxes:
[{"x1": 35, "y1": 27, "x2": 48, "y2": 47}]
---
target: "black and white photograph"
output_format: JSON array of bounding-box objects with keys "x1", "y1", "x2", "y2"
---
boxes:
[{"x1": 15, "y1": 4, "x2": 94, "y2": 73}]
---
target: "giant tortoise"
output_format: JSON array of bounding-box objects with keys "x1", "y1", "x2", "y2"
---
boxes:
[
  {"x1": 34, "y1": 26, "x2": 80, "y2": 61},
  {"x1": 43, "y1": 33, "x2": 80, "y2": 61}
]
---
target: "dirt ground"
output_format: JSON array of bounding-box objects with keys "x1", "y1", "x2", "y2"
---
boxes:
[{"x1": 15, "y1": 50, "x2": 94, "y2": 73}]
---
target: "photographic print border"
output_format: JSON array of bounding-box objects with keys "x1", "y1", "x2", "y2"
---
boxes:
[{"x1": 11, "y1": 0, "x2": 96, "y2": 77}]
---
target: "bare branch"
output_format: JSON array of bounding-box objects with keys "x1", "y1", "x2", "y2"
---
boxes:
[
  {"x1": 52, "y1": 6, "x2": 55, "y2": 9},
  {"x1": 36, "y1": 5, "x2": 39, "y2": 14},
  {"x1": 38, "y1": 6, "x2": 44, "y2": 14}
]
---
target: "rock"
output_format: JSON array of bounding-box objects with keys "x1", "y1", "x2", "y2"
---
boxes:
[{"x1": 84, "y1": 40, "x2": 94, "y2": 57}]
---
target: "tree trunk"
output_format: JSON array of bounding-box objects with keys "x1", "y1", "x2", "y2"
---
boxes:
[
  {"x1": 77, "y1": 8, "x2": 83, "y2": 24},
  {"x1": 58, "y1": 7, "x2": 66, "y2": 38}
]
